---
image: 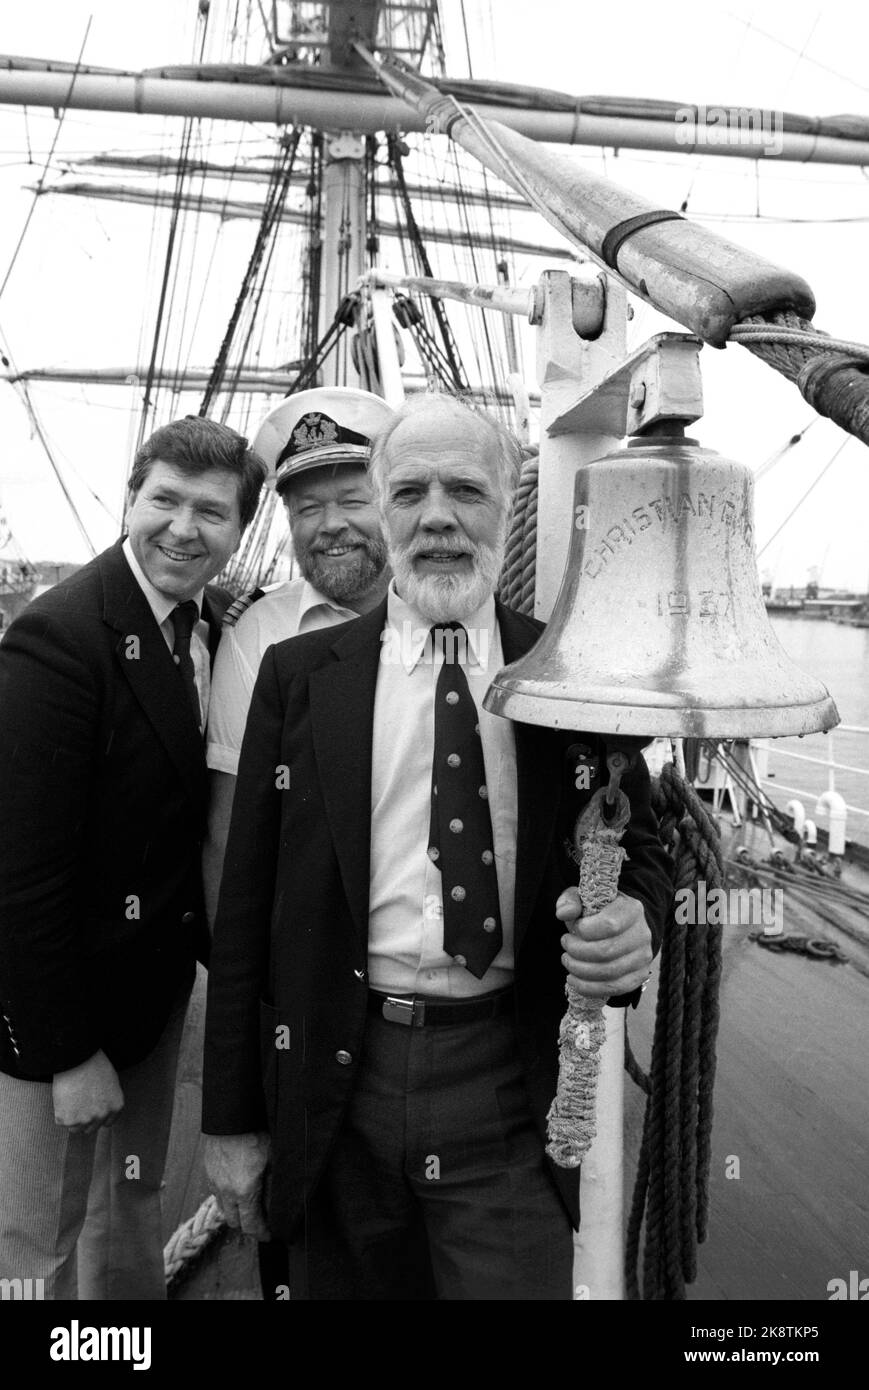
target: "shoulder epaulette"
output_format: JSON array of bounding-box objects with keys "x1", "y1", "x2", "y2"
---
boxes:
[{"x1": 222, "y1": 586, "x2": 267, "y2": 630}]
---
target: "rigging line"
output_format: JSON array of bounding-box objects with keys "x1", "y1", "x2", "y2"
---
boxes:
[
  {"x1": 200, "y1": 132, "x2": 299, "y2": 415},
  {"x1": 138, "y1": 118, "x2": 197, "y2": 449},
  {"x1": 254, "y1": 0, "x2": 272, "y2": 48},
  {"x1": 182, "y1": 122, "x2": 252, "y2": 375},
  {"x1": 757, "y1": 437, "x2": 851, "y2": 557},
  {"x1": 223, "y1": 179, "x2": 291, "y2": 421},
  {"x1": 776, "y1": 7, "x2": 822, "y2": 105},
  {"x1": 441, "y1": 151, "x2": 498, "y2": 405},
  {"x1": 446, "y1": 144, "x2": 507, "y2": 419},
  {"x1": 164, "y1": 134, "x2": 209, "y2": 399},
  {"x1": 16, "y1": 380, "x2": 96, "y2": 557},
  {"x1": 0, "y1": 15, "x2": 92, "y2": 308},
  {"x1": 388, "y1": 137, "x2": 469, "y2": 390},
  {"x1": 753, "y1": 418, "x2": 817, "y2": 481},
  {"x1": 23, "y1": 106, "x2": 33, "y2": 165},
  {"x1": 458, "y1": 0, "x2": 474, "y2": 79},
  {"x1": 724, "y1": 10, "x2": 869, "y2": 95}
]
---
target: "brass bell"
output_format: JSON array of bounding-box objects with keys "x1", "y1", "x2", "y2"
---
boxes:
[{"x1": 485, "y1": 430, "x2": 838, "y2": 738}]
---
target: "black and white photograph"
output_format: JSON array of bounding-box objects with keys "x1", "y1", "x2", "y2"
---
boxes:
[{"x1": 0, "y1": 0, "x2": 866, "y2": 1361}]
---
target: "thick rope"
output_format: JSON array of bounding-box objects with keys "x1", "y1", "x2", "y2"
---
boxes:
[
  {"x1": 546, "y1": 785, "x2": 630, "y2": 1167},
  {"x1": 738, "y1": 310, "x2": 869, "y2": 448},
  {"x1": 164, "y1": 1194, "x2": 228, "y2": 1295}
]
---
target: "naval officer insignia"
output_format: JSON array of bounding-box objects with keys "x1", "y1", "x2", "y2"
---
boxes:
[{"x1": 292, "y1": 412, "x2": 339, "y2": 451}]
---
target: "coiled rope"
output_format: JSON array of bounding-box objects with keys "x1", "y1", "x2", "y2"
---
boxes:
[{"x1": 498, "y1": 461, "x2": 725, "y2": 1301}]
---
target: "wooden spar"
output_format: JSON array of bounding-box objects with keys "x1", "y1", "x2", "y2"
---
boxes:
[
  {"x1": 353, "y1": 46, "x2": 816, "y2": 347},
  {"x1": 320, "y1": 133, "x2": 366, "y2": 388},
  {"x1": 36, "y1": 182, "x2": 579, "y2": 261},
  {"x1": 73, "y1": 154, "x2": 532, "y2": 212},
  {"x1": 2, "y1": 61, "x2": 869, "y2": 165},
  {"x1": 0, "y1": 366, "x2": 301, "y2": 390},
  {"x1": 363, "y1": 268, "x2": 536, "y2": 319},
  {"x1": 0, "y1": 365, "x2": 538, "y2": 404}
]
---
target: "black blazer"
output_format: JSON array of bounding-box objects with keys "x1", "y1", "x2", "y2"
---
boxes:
[
  {"x1": 203, "y1": 598, "x2": 673, "y2": 1235},
  {"x1": 0, "y1": 540, "x2": 228, "y2": 1080}
]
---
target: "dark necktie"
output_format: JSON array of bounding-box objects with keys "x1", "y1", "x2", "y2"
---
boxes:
[
  {"x1": 170, "y1": 600, "x2": 201, "y2": 729},
  {"x1": 428, "y1": 624, "x2": 503, "y2": 979}
]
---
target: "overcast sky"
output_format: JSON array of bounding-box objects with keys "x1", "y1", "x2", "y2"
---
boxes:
[{"x1": 0, "y1": 0, "x2": 868, "y2": 590}]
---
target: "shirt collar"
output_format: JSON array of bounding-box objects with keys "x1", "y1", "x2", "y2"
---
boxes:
[
  {"x1": 297, "y1": 578, "x2": 357, "y2": 624},
  {"x1": 385, "y1": 578, "x2": 497, "y2": 675},
  {"x1": 122, "y1": 536, "x2": 204, "y2": 630}
]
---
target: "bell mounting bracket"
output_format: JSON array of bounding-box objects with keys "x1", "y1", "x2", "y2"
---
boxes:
[{"x1": 547, "y1": 331, "x2": 704, "y2": 438}]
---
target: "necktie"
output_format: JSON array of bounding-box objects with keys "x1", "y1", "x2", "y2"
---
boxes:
[
  {"x1": 170, "y1": 600, "x2": 201, "y2": 729},
  {"x1": 428, "y1": 624, "x2": 503, "y2": 979}
]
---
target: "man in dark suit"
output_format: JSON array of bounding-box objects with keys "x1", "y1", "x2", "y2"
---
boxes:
[
  {"x1": 202, "y1": 395, "x2": 672, "y2": 1300},
  {"x1": 0, "y1": 416, "x2": 266, "y2": 1300}
]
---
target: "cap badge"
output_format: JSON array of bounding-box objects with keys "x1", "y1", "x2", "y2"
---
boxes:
[{"x1": 292, "y1": 413, "x2": 339, "y2": 452}]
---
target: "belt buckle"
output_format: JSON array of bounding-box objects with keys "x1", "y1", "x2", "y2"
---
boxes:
[{"x1": 382, "y1": 995, "x2": 425, "y2": 1027}]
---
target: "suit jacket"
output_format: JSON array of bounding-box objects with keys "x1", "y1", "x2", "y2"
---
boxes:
[
  {"x1": 203, "y1": 598, "x2": 673, "y2": 1235},
  {"x1": 0, "y1": 540, "x2": 229, "y2": 1080}
]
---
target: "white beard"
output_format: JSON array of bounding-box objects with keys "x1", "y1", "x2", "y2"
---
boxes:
[{"x1": 389, "y1": 523, "x2": 508, "y2": 624}]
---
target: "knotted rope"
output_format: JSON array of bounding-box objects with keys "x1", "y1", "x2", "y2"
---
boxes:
[
  {"x1": 164, "y1": 1194, "x2": 227, "y2": 1294},
  {"x1": 546, "y1": 783, "x2": 631, "y2": 1166}
]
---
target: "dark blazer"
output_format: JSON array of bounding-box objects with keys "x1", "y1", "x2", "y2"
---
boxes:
[
  {"x1": 0, "y1": 540, "x2": 228, "y2": 1081},
  {"x1": 202, "y1": 599, "x2": 673, "y2": 1235}
]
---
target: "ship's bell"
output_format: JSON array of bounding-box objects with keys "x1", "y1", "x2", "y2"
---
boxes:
[{"x1": 485, "y1": 430, "x2": 838, "y2": 738}]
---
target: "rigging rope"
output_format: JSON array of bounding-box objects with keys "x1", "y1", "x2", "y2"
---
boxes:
[
  {"x1": 199, "y1": 130, "x2": 300, "y2": 415},
  {"x1": 737, "y1": 309, "x2": 869, "y2": 449},
  {"x1": 0, "y1": 17, "x2": 92, "y2": 309},
  {"x1": 757, "y1": 436, "x2": 850, "y2": 555},
  {"x1": 387, "y1": 137, "x2": 470, "y2": 392},
  {"x1": 137, "y1": 118, "x2": 197, "y2": 449}
]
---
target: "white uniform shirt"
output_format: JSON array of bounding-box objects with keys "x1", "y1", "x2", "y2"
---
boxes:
[
  {"x1": 368, "y1": 583, "x2": 518, "y2": 997},
  {"x1": 122, "y1": 536, "x2": 210, "y2": 728},
  {"x1": 206, "y1": 577, "x2": 357, "y2": 775}
]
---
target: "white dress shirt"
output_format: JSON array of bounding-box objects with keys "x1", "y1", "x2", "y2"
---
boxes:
[
  {"x1": 368, "y1": 582, "x2": 518, "y2": 997},
  {"x1": 207, "y1": 577, "x2": 357, "y2": 775},
  {"x1": 122, "y1": 536, "x2": 210, "y2": 728}
]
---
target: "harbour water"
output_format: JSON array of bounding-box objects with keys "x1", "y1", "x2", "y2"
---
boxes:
[{"x1": 763, "y1": 616, "x2": 869, "y2": 851}]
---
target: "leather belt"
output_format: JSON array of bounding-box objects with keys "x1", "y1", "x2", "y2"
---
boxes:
[{"x1": 368, "y1": 987, "x2": 514, "y2": 1029}]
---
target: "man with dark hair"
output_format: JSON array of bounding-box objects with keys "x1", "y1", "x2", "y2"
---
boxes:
[
  {"x1": 0, "y1": 415, "x2": 267, "y2": 1300},
  {"x1": 202, "y1": 395, "x2": 672, "y2": 1300}
]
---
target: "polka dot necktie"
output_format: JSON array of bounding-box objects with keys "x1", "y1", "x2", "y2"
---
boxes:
[
  {"x1": 170, "y1": 600, "x2": 202, "y2": 730},
  {"x1": 428, "y1": 624, "x2": 503, "y2": 979}
]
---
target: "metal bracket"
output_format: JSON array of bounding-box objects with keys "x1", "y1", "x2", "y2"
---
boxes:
[
  {"x1": 326, "y1": 132, "x2": 365, "y2": 160},
  {"x1": 547, "y1": 332, "x2": 704, "y2": 437}
]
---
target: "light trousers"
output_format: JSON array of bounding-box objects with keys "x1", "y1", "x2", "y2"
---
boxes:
[{"x1": 0, "y1": 990, "x2": 189, "y2": 1300}]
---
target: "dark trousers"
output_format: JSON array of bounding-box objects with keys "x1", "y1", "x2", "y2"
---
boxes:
[{"x1": 262, "y1": 1000, "x2": 574, "y2": 1301}]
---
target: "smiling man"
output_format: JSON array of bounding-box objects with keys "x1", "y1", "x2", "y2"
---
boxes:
[
  {"x1": 202, "y1": 394, "x2": 673, "y2": 1301},
  {"x1": 203, "y1": 387, "x2": 393, "y2": 926},
  {"x1": 0, "y1": 416, "x2": 266, "y2": 1300}
]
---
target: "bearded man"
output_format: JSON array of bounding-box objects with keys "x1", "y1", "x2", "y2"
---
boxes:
[
  {"x1": 203, "y1": 388, "x2": 393, "y2": 923},
  {"x1": 201, "y1": 394, "x2": 672, "y2": 1301}
]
